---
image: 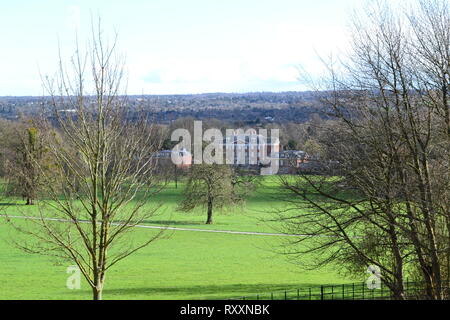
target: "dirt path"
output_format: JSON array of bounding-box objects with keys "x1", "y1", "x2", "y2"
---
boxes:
[{"x1": 1, "y1": 214, "x2": 314, "y2": 237}]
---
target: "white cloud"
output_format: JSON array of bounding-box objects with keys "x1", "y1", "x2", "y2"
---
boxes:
[{"x1": 123, "y1": 17, "x2": 349, "y2": 94}]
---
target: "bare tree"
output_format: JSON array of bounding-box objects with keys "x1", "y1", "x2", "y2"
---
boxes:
[
  {"x1": 7, "y1": 22, "x2": 164, "y2": 300},
  {"x1": 277, "y1": 0, "x2": 449, "y2": 300}
]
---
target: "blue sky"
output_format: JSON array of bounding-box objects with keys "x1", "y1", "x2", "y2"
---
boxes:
[{"x1": 0, "y1": 0, "x2": 360, "y2": 96}]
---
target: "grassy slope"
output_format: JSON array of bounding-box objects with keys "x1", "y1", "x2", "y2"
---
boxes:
[{"x1": 0, "y1": 177, "x2": 357, "y2": 300}]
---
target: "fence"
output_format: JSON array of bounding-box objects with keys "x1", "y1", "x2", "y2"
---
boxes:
[{"x1": 229, "y1": 280, "x2": 450, "y2": 300}]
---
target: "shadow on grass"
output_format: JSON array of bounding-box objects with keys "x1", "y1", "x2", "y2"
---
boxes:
[
  {"x1": 0, "y1": 202, "x2": 26, "y2": 206},
  {"x1": 140, "y1": 219, "x2": 234, "y2": 228},
  {"x1": 141, "y1": 220, "x2": 207, "y2": 227},
  {"x1": 96, "y1": 283, "x2": 324, "y2": 299}
]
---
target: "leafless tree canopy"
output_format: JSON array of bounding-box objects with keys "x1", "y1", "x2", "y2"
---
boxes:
[
  {"x1": 278, "y1": 0, "x2": 449, "y2": 300},
  {"x1": 7, "y1": 22, "x2": 164, "y2": 300}
]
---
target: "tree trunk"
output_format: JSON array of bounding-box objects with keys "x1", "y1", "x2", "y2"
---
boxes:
[
  {"x1": 92, "y1": 271, "x2": 105, "y2": 300},
  {"x1": 206, "y1": 198, "x2": 213, "y2": 224},
  {"x1": 92, "y1": 286, "x2": 103, "y2": 300},
  {"x1": 391, "y1": 277, "x2": 406, "y2": 300},
  {"x1": 92, "y1": 276, "x2": 104, "y2": 300},
  {"x1": 174, "y1": 165, "x2": 178, "y2": 189},
  {"x1": 392, "y1": 290, "x2": 406, "y2": 300}
]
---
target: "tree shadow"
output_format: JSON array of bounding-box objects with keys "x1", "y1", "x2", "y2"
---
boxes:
[
  {"x1": 0, "y1": 202, "x2": 25, "y2": 206},
  {"x1": 140, "y1": 220, "x2": 208, "y2": 226},
  {"x1": 97, "y1": 282, "x2": 324, "y2": 299}
]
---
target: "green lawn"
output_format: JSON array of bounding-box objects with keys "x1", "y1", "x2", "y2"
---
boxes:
[{"x1": 0, "y1": 177, "x2": 357, "y2": 300}]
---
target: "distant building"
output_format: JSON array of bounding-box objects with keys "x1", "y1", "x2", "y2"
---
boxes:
[
  {"x1": 277, "y1": 150, "x2": 310, "y2": 174},
  {"x1": 222, "y1": 129, "x2": 280, "y2": 167},
  {"x1": 153, "y1": 147, "x2": 192, "y2": 168},
  {"x1": 154, "y1": 129, "x2": 281, "y2": 173},
  {"x1": 279, "y1": 150, "x2": 309, "y2": 167}
]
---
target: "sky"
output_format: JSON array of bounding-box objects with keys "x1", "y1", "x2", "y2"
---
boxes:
[{"x1": 0, "y1": 0, "x2": 361, "y2": 96}]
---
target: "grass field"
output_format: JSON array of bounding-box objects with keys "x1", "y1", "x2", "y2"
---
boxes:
[{"x1": 0, "y1": 177, "x2": 357, "y2": 300}]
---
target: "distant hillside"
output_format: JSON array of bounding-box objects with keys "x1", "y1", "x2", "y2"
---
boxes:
[{"x1": 0, "y1": 91, "x2": 332, "y2": 124}]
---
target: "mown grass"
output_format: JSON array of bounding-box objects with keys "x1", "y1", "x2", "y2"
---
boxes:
[{"x1": 0, "y1": 176, "x2": 358, "y2": 300}]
